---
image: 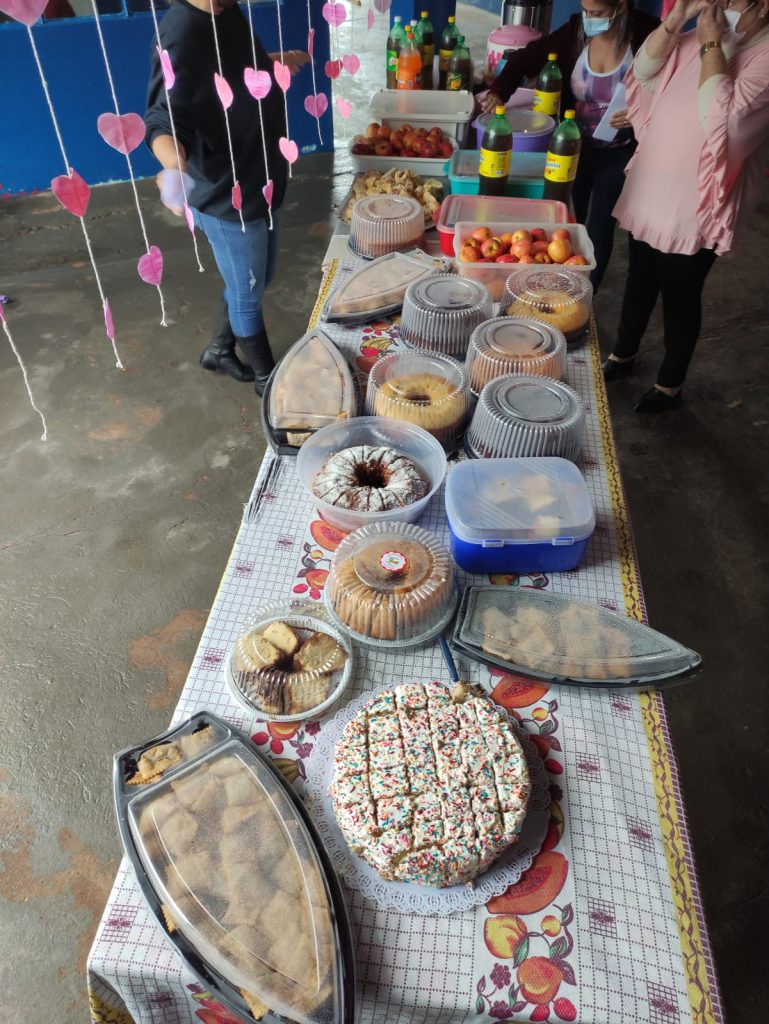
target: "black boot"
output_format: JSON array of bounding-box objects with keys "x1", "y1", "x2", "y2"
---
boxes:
[
  {"x1": 199, "y1": 300, "x2": 255, "y2": 383},
  {"x1": 235, "y1": 327, "x2": 275, "y2": 397}
]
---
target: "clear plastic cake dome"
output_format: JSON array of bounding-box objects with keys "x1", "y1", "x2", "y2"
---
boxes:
[
  {"x1": 502, "y1": 267, "x2": 593, "y2": 343},
  {"x1": 466, "y1": 374, "x2": 585, "y2": 462},
  {"x1": 349, "y1": 195, "x2": 425, "y2": 260},
  {"x1": 365, "y1": 351, "x2": 472, "y2": 450},
  {"x1": 399, "y1": 273, "x2": 493, "y2": 358},
  {"x1": 465, "y1": 316, "x2": 567, "y2": 395}
]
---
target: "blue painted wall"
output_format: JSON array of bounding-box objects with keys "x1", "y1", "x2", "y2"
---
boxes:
[
  {"x1": 457, "y1": 0, "x2": 661, "y2": 27},
  {"x1": 0, "y1": 1, "x2": 333, "y2": 196}
]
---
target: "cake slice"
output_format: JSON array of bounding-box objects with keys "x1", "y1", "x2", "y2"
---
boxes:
[
  {"x1": 294, "y1": 631, "x2": 347, "y2": 673},
  {"x1": 262, "y1": 621, "x2": 300, "y2": 658}
]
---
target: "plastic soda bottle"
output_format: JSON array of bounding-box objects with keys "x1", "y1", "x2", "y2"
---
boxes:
[
  {"x1": 446, "y1": 35, "x2": 472, "y2": 91},
  {"x1": 396, "y1": 26, "x2": 423, "y2": 91},
  {"x1": 543, "y1": 110, "x2": 582, "y2": 203},
  {"x1": 532, "y1": 53, "x2": 562, "y2": 117},
  {"x1": 386, "y1": 16, "x2": 406, "y2": 90},
  {"x1": 415, "y1": 11, "x2": 435, "y2": 90},
  {"x1": 438, "y1": 15, "x2": 459, "y2": 90},
  {"x1": 479, "y1": 105, "x2": 513, "y2": 197}
]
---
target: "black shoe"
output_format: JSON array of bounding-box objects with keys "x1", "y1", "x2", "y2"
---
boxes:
[
  {"x1": 634, "y1": 387, "x2": 682, "y2": 414},
  {"x1": 602, "y1": 356, "x2": 636, "y2": 381},
  {"x1": 235, "y1": 327, "x2": 275, "y2": 397},
  {"x1": 199, "y1": 300, "x2": 255, "y2": 383}
]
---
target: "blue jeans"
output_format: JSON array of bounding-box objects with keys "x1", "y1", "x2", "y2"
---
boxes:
[{"x1": 192, "y1": 210, "x2": 278, "y2": 336}]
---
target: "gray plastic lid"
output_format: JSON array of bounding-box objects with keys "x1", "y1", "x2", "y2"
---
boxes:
[
  {"x1": 466, "y1": 318, "x2": 566, "y2": 395},
  {"x1": 411, "y1": 275, "x2": 489, "y2": 312},
  {"x1": 400, "y1": 273, "x2": 493, "y2": 357}
]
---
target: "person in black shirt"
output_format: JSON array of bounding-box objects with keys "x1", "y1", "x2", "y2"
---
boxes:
[{"x1": 145, "y1": 0, "x2": 308, "y2": 393}]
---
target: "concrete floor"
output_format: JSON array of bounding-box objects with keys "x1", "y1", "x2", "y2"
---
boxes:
[{"x1": 1, "y1": 6, "x2": 767, "y2": 1023}]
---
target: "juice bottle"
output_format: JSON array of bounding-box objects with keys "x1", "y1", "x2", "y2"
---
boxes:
[
  {"x1": 532, "y1": 53, "x2": 562, "y2": 117},
  {"x1": 396, "y1": 27, "x2": 422, "y2": 91},
  {"x1": 479, "y1": 105, "x2": 513, "y2": 197},
  {"x1": 415, "y1": 11, "x2": 435, "y2": 90},
  {"x1": 438, "y1": 15, "x2": 459, "y2": 90},
  {"x1": 386, "y1": 16, "x2": 406, "y2": 90},
  {"x1": 543, "y1": 110, "x2": 582, "y2": 203},
  {"x1": 446, "y1": 35, "x2": 472, "y2": 92}
]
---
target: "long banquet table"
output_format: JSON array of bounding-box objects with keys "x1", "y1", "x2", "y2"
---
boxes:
[{"x1": 87, "y1": 247, "x2": 724, "y2": 1024}]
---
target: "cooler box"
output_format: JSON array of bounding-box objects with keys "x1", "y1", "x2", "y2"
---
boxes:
[
  {"x1": 447, "y1": 149, "x2": 547, "y2": 198},
  {"x1": 368, "y1": 89, "x2": 476, "y2": 146},
  {"x1": 435, "y1": 194, "x2": 569, "y2": 256}
]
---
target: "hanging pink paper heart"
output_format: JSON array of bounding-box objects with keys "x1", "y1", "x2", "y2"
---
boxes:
[
  {"x1": 232, "y1": 182, "x2": 243, "y2": 211},
  {"x1": 304, "y1": 93, "x2": 328, "y2": 119},
  {"x1": 51, "y1": 169, "x2": 91, "y2": 218},
  {"x1": 244, "y1": 67, "x2": 271, "y2": 100},
  {"x1": 137, "y1": 245, "x2": 164, "y2": 287},
  {"x1": 343, "y1": 54, "x2": 361, "y2": 75},
  {"x1": 308, "y1": 28, "x2": 315, "y2": 57},
  {"x1": 373, "y1": 0, "x2": 390, "y2": 12},
  {"x1": 273, "y1": 61, "x2": 291, "y2": 92},
  {"x1": 184, "y1": 205, "x2": 195, "y2": 235},
  {"x1": 336, "y1": 97, "x2": 353, "y2": 119},
  {"x1": 103, "y1": 299, "x2": 115, "y2": 341},
  {"x1": 279, "y1": 137, "x2": 299, "y2": 164},
  {"x1": 97, "y1": 113, "x2": 146, "y2": 156},
  {"x1": 367, "y1": 7, "x2": 374, "y2": 29},
  {"x1": 156, "y1": 46, "x2": 175, "y2": 90},
  {"x1": 263, "y1": 180, "x2": 274, "y2": 207},
  {"x1": 322, "y1": 2, "x2": 346, "y2": 26},
  {"x1": 325, "y1": 59, "x2": 342, "y2": 80},
  {"x1": 214, "y1": 73, "x2": 234, "y2": 110},
  {"x1": 0, "y1": 0, "x2": 47, "y2": 26}
]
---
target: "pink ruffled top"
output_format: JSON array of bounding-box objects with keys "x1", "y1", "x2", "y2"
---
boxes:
[{"x1": 614, "y1": 28, "x2": 769, "y2": 255}]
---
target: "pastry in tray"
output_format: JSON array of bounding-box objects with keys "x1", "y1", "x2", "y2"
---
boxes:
[
  {"x1": 330, "y1": 681, "x2": 530, "y2": 887},
  {"x1": 338, "y1": 169, "x2": 444, "y2": 226},
  {"x1": 321, "y1": 249, "x2": 445, "y2": 324}
]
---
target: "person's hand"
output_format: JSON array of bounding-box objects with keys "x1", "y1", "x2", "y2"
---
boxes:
[
  {"x1": 481, "y1": 90, "x2": 502, "y2": 114},
  {"x1": 667, "y1": 0, "x2": 711, "y2": 30},
  {"x1": 609, "y1": 107, "x2": 632, "y2": 130},
  {"x1": 270, "y1": 50, "x2": 311, "y2": 75},
  {"x1": 156, "y1": 172, "x2": 183, "y2": 217},
  {"x1": 696, "y1": 0, "x2": 726, "y2": 42}
]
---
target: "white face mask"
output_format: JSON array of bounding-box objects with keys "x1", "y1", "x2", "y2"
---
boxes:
[{"x1": 724, "y1": 2, "x2": 755, "y2": 37}]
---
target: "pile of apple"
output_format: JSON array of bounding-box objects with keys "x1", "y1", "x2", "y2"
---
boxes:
[
  {"x1": 458, "y1": 226, "x2": 589, "y2": 266},
  {"x1": 351, "y1": 122, "x2": 454, "y2": 160}
]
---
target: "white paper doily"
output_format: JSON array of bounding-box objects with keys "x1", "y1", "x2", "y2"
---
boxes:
[{"x1": 304, "y1": 686, "x2": 550, "y2": 916}]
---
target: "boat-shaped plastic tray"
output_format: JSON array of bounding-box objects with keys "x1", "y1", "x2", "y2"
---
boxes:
[
  {"x1": 452, "y1": 586, "x2": 701, "y2": 689},
  {"x1": 114, "y1": 711, "x2": 357, "y2": 1024}
]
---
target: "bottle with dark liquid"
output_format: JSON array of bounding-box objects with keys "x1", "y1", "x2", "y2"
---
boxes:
[
  {"x1": 446, "y1": 35, "x2": 472, "y2": 92},
  {"x1": 479, "y1": 105, "x2": 513, "y2": 197},
  {"x1": 543, "y1": 110, "x2": 582, "y2": 203},
  {"x1": 415, "y1": 11, "x2": 435, "y2": 90},
  {"x1": 532, "y1": 52, "x2": 562, "y2": 117},
  {"x1": 438, "y1": 15, "x2": 459, "y2": 90},
  {"x1": 386, "y1": 16, "x2": 406, "y2": 90}
]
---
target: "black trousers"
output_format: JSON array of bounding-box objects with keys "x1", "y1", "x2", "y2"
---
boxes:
[
  {"x1": 571, "y1": 142, "x2": 634, "y2": 292},
  {"x1": 613, "y1": 235, "x2": 717, "y2": 389}
]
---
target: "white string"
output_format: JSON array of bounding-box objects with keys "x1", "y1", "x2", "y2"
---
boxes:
[
  {"x1": 245, "y1": 0, "x2": 274, "y2": 230},
  {"x1": 209, "y1": 7, "x2": 246, "y2": 232},
  {"x1": 306, "y1": 0, "x2": 323, "y2": 145},
  {"x1": 147, "y1": 0, "x2": 204, "y2": 272},
  {"x1": 274, "y1": 0, "x2": 292, "y2": 177},
  {"x1": 1, "y1": 313, "x2": 48, "y2": 442},
  {"x1": 26, "y1": 27, "x2": 124, "y2": 370},
  {"x1": 90, "y1": 0, "x2": 168, "y2": 326}
]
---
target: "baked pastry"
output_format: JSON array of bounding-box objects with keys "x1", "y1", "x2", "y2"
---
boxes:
[
  {"x1": 502, "y1": 269, "x2": 593, "y2": 344},
  {"x1": 330, "y1": 681, "x2": 530, "y2": 887},
  {"x1": 323, "y1": 250, "x2": 442, "y2": 321},
  {"x1": 293, "y1": 631, "x2": 347, "y2": 673},
  {"x1": 349, "y1": 195, "x2": 425, "y2": 260},
  {"x1": 312, "y1": 444, "x2": 426, "y2": 512},
  {"x1": 262, "y1": 621, "x2": 299, "y2": 657},
  {"x1": 399, "y1": 274, "x2": 493, "y2": 358},
  {"x1": 466, "y1": 318, "x2": 567, "y2": 394},
  {"x1": 283, "y1": 674, "x2": 332, "y2": 715},
  {"x1": 371, "y1": 371, "x2": 467, "y2": 446},
  {"x1": 235, "y1": 632, "x2": 284, "y2": 672},
  {"x1": 505, "y1": 292, "x2": 589, "y2": 341}
]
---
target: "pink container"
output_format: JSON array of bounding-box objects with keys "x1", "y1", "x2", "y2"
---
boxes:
[
  {"x1": 436, "y1": 195, "x2": 569, "y2": 257},
  {"x1": 485, "y1": 25, "x2": 541, "y2": 80}
]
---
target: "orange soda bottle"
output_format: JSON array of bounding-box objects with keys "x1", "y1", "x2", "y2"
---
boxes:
[{"x1": 396, "y1": 26, "x2": 423, "y2": 90}]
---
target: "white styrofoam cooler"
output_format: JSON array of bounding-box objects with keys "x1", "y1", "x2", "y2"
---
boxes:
[
  {"x1": 349, "y1": 135, "x2": 458, "y2": 177},
  {"x1": 368, "y1": 89, "x2": 476, "y2": 146}
]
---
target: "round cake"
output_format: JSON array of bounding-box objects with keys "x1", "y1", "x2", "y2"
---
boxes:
[
  {"x1": 330, "y1": 681, "x2": 531, "y2": 887},
  {"x1": 312, "y1": 444, "x2": 427, "y2": 512},
  {"x1": 466, "y1": 317, "x2": 567, "y2": 395},
  {"x1": 349, "y1": 195, "x2": 425, "y2": 260},
  {"x1": 325, "y1": 522, "x2": 454, "y2": 644},
  {"x1": 503, "y1": 268, "x2": 593, "y2": 343}
]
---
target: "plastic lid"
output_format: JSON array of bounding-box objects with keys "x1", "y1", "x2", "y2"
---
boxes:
[
  {"x1": 466, "y1": 374, "x2": 585, "y2": 461},
  {"x1": 564, "y1": 110, "x2": 575, "y2": 118},
  {"x1": 466, "y1": 317, "x2": 566, "y2": 395},
  {"x1": 448, "y1": 15, "x2": 455, "y2": 21},
  {"x1": 495, "y1": 105, "x2": 506, "y2": 115},
  {"x1": 366, "y1": 351, "x2": 471, "y2": 448},
  {"x1": 454, "y1": 586, "x2": 702, "y2": 687},
  {"x1": 503, "y1": 267, "x2": 593, "y2": 343},
  {"x1": 474, "y1": 109, "x2": 554, "y2": 136},
  {"x1": 325, "y1": 521, "x2": 455, "y2": 647},
  {"x1": 269, "y1": 331, "x2": 357, "y2": 440},
  {"x1": 399, "y1": 273, "x2": 493, "y2": 357},
  {"x1": 489, "y1": 25, "x2": 540, "y2": 45},
  {"x1": 350, "y1": 195, "x2": 425, "y2": 260},
  {"x1": 421, "y1": 10, "x2": 428, "y2": 16},
  {"x1": 446, "y1": 456, "x2": 594, "y2": 544},
  {"x1": 548, "y1": 52, "x2": 558, "y2": 60},
  {"x1": 322, "y1": 249, "x2": 443, "y2": 324}
]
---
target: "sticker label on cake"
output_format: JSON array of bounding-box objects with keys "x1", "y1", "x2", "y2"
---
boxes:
[{"x1": 380, "y1": 550, "x2": 408, "y2": 573}]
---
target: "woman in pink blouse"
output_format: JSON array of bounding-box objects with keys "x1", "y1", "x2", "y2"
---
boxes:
[{"x1": 603, "y1": 0, "x2": 769, "y2": 412}]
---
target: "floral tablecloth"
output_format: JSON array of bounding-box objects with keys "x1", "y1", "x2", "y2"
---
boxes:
[{"x1": 88, "y1": 257, "x2": 723, "y2": 1024}]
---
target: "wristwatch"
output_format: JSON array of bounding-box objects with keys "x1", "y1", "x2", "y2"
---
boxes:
[{"x1": 700, "y1": 40, "x2": 722, "y2": 57}]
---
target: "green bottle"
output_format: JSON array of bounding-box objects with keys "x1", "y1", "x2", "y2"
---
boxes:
[
  {"x1": 386, "y1": 16, "x2": 406, "y2": 89},
  {"x1": 446, "y1": 35, "x2": 472, "y2": 92},
  {"x1": 438, "y1": 15, "x2": 459, "y2": 90},
  {"x1": 532, "y1": 52, "x2": 562, "y2": 117},
  {"x1": 479, "y1": 106, "x2": 513, "y2": 197},
  {"x1": 414, "y1": 10, "x2": 435, "y2": 90},
  {"x1": 543, "y1": 110, "x2": 582, "y2": 203}
]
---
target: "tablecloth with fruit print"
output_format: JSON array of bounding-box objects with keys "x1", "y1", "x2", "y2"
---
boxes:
[{"x1": 88, "y1": 256, "x2": 724, "y2": 1024}]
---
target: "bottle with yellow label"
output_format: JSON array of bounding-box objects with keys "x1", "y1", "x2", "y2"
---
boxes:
[
  {"x1": 543, "y1": 110, "x2": 582, "y2": 204},
  {"x1": 532, "y1": 53, "x2": 562, "y2": 117},
  {"x1": 438, "y1": 15, "x2": 459, "y2": 89},
  {"x1": 446, "y1": 35, "x2": 472, "y2": 91},
  {"x1": 479, "y1": 105, "x2": 513, "y2": 197}
]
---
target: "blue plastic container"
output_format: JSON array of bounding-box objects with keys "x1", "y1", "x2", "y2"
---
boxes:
[{"x1": 445, "y1": 457, "x2": 595, "y2": 575}]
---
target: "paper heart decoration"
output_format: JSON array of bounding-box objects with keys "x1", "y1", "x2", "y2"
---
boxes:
[
  {"x1": 304, "y1": 93, "x2": 328, "y2": 119},
  {"x1": 367, "y1": 7, "x2": 374, "y2": 29},
  {"x1": 322, "y1": 2, "x2": 346, "y2": 26},
  {"x1": 244, "y1": 67, "x2": 271, "y2": 100},
  {"x1": 343, "y1": 54, "x2": 361, "y2": 75},
  {"x1": 336, "y1": 97, "x2": 353, "y2": 119},
  {"x1": 262, "y1": 180, "x2": 274, "y2": 207},
  {"x1": 308, "y1": 28, "x2": 315, "y2": 57},
  {"x1": 51, "y1": 169, "x2": 91, "y2": 217},
  {"x1": 184, "y1": 205, "x2": 195, "y2": 235},
  {"x1": 373, "y1": 0, "x2": 390, "y2": 12},
  {"x1": 156, "y1": 46, "x2": 175, "y2": 90},
  {"x1": 0, "y1": 0, "x2": 47, "y2": 26},
  {"x1": 232, "y1": 182, "x2": 243, "y2": 211},
  {"x1": 103, "y1": 299, "x2": 115, "y2": 341},
  {"x1": 97, "y1": 113, "x2": 146, "y2": 156},
  {"x1": 137, "y1": 245, "x2": 164, "y2": 287},
  {"x1": 214, "y1": 73, "x2": 234, "y2": 110},
  {"x1": 325, "y1": 59, "x2": 342, "y2": 80},
  {"x1": 279, "y1": 137, "x2": 299, "y2": 164},
  {"x1": 274, "y1": 61, "x2": 291, "y2": 93}
]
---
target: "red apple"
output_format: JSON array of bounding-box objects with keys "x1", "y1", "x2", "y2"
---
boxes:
[
  {"x1": 531, "y1": 240, "x2": 549, "y2": 254},
  {"x1": 530, "y1": 227, "x2": 547, "y2": 242},
  {"x1": 421, "y1": 142, "x2": 437, "y2": 158},
  {"x1": 533, "y1": 251, "x2": 553, "y2": 263},
  {"x1": 471, "y1": 226, "x2": 492, "y2": 243},
  {"x1": 499, "y1": 232, "x2": 514, "y2": 249},
  {"x1": 351, "y1": 142, "x2": 372, "y2": 155},
  {"x1": 400, "y1": 123, "x2": 413, "y2": 133},
  {"x1": 415, "y1": 127, "x2": 428, "y2": 138},
  {"x1": 402, "y1": 130, "x2": 416, "y2": 149},
  {"x1": 551, "y1": 228, "x2": 572, "y2": 242},
  {"x1": 412, "y1": 138, "x2": 425, "y2": 156},
  {"x1": 377, "y1": 124, "x2": 391, "y2": 139},
  {"x1": 518, "y1": 254, "x2": 535, "y2": 264},
  {"x1": 374, "y1": 140, "x2": 394, "y2": 156},
  {"x1": 548, "y1": 238, "x2": 571, "y2": 263},
  {"x1": 495, "y1": 253, "x2": 519, "y2": 263},
  {"x1": 481, "y1": 237, "x2": 503, "y2": 258},
  {"x1": 477, "y1": 257, "x2": 496, "y2": 262},
  {"x1": 390, "y1": 130, "x2": 404, "y2": 150},
  {"x1": 365, "y1": 122, "x2": 380, "y2": 139},
  {"x1": 511, "y1": 239, "x2": 533, "y2": 258},
  {"x1": 511, "y1": 228, "x2": 532, "y2": 245},
  {"x1": 401, "y1": 148, "x2": 416, "y2": 158},
  {"x1": 438, "y1": 141, "x2": 454, "y2": 159},
  {"x1": 564, "y1": 254, "x2": 589, "y2": 265},
  {"x1": 460, "y1": 243, "x2": 481, "y2": 262}
]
